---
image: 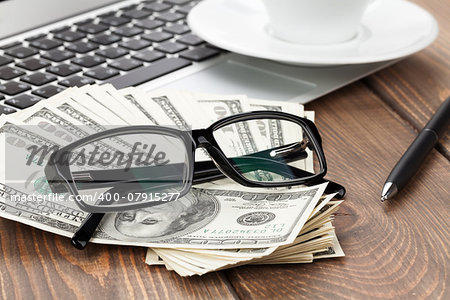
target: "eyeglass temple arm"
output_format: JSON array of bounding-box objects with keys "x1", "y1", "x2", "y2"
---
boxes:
[
  {"x1": 71, "y1": 212, "x2": 104, "y2": 250},
  {"x1": 55, "y1": 142, "x2": 345, "y2": 197},
  {"x1": 193, "y1": 158, "x2": 345, "y2": 199}
]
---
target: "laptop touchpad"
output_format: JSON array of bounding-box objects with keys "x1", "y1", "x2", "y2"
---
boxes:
[{"x1": 159, "y1": 58, "x2": 316, "y2": 101}]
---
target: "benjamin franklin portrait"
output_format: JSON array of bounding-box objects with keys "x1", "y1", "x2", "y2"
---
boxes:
[{"x1": 99, "y1": 190, "x2": 218, "y2": 242}]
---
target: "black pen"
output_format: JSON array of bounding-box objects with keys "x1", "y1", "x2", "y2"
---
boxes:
[{"x1": 381, "y1": 96, "x2": 450, "y2": 201}]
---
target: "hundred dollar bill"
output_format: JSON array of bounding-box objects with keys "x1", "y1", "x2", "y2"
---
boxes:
[
  {"x1": 0, "y1": 157, "x2": 328, "y2": 251},
  {"x1": 77, "y1": 85, "x2": 140, "y2": 124},
  {"x1": 0, "y1": 108, "x2": 326, "y2": 242},
  {"x1": 195, "y1": 94, "x2": 262, "y2": 155},
  {"x1": 193, "y1": 94, "x2": 278, "y2": 182},
  {"x1": 147, "y1": 199, "x2": 343, "y2": 275},
  {"x1": 247, "y1": 98, "x2": 306, "y2": 170},
  {"x1": 100, "y1": 84, "x2": 152, "y2": 124},
  {"x1": 247, "y1": 98, "x2": 303, "y2": 148},
  {"x1": 95, "y1": 182, "x2": 327, "y2": 249},
  {"x1": 149, "y1": 90, "x2": 209, "y2": 130},
  {"x1": 147, "y1": 91, "x2": 212, "y2": 161},
  {"x1": 313, "y1": 230, "x2": 345, "y2": 259},
  {"x1": 118, "y1": 88, "x2": 174, "y2": 126}
]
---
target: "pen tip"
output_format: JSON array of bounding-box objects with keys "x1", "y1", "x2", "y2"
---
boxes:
[{"x1": 381, "y1": 182, "x2": 398, "y2": 202}]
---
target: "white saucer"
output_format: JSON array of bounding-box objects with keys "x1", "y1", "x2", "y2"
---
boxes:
[{"x1": 188, "y1": 0, "x2": 439, "y2": 66}]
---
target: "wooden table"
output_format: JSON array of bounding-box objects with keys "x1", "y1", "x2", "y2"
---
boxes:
[{"x1": 1, "y1": 0, "x2": 448, "y2": 298}]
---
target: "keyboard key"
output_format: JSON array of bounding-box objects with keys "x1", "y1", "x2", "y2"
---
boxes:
[
  {"x1": 96, "y1": 47, "x2": 129, "y2": 59},
  {"x1": 78, "y1": 23, "x2": 109, "y2": 34},
  {"x1": 156, "y1": 12, "x2": 184, "y2": 22},
  {"x1": 0, "y1": 105, "x2": 17, "y2": 115},
  {"x1": 107, "y1": 57, "x2": 191, "y2": 88},
  {"x1": 132, "y1": 50, "x2": 165, "y2": 62},
  {"x1": 21, "y1": 72, "x2": 57, "y2": 86},
  {"x1": 84, "y1": 67, "x2": 119, "y2": 80},
  {"x1": 25, "y1": 33, "x2": 47, "y2": 41},
  {"x1": 109, "y1": 58, "x2": 143, "y2": 71},
  {"x1": 120, "y1": 4, "x2": 138, "y2": 11},
  {"x1": 58, "y1": 75, "x2": 95, "y2": 87},
  {"x1": 5, "y1": 46, "x2": 38, "y2": 59},
  {"x1": 72, "y1": 55, "x2": 106, "y2": 68},
  {"x1": 66, "y1": 41, "x2": 99, "y2": 53},
  {"x1": 154, "y1": 41, "x2": 187, "y2": 54},
  {"x1": 90, "y1": 34, "x2": 121, "y2": 45},
  {"x1": 41, "y1": 49, "x2": 75, "y2": 62},
  {"x1": 163, "y1": 24, "x2": 190, "y2": 35},
  {"x1": 119, "y1": 39, "x2": 151, "y2": 50},
  {"x1": 16, "y1": 58, "x2": 50, "y2": 71},
  {"x1": 121, "y1": 9, "x2": 151, "y2": 19},
  {"x1": 176, "y1": 5, "x2": 194, "y2": 14},
  {"x1": 135, "y1": 19, "x2": 164, "y2": 30},
  {"x1": 0, "y1": 41, "x2": 21, "y2": 50},
  {"x1": 0, "y1": 55, "x2": 14, "y2": 66},
  {"x1": 30, "y1": 38, "x2": 63, "y2": 50},
  {"x1": 142, "y1": 2, "x2": 172, "y2": 12},
  {"x1": 50, "y1": 25, "x2": 71, "y2": 33},
  {"x1": 0, "y1": 66, "x2": 25, "y2": 80},
  {"x1": 54, "y1": 30, "x2": 86, "y2": 42},
  {"x1": 74, "y1": 18, "x2": 94, "y2": 26},
  {"x1": 100, "y1": 16, "x2": 130, "y2": 27},
  {"x1": 204, "y1": 43, "x2": 223, "y2": 51},
  {"x1": 113, "y1": 26, "x2": 144, "y2": 37},
  {"x1": 141, "y1": 31, "x2": 173, "y2": 42},
  {"x1": 5, "y1": 94, "x2": 42, "y2": 109},
  {"x1": 0, "y1": 81, "x2": 31, "y2": 96},
  {"x1": 32, "y1": 85, "x2": 64, "y2": 98},
  {"x1": 164, "y1": 0, "x2": 191, "y2": 5},
  {"x1": 47, "y1": 64, "x2": 81, "y2": 76},
  {"x1": 177, "y1": 33, "x2": 204, "y2": 46},
  {"x1": 180, "y1": 47, "x2": 220, "y2": 62},
  {"x1": 97, "y1": 11, "x2": 115, "y2": 18}
]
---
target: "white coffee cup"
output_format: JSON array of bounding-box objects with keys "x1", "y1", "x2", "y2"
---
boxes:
[{"x1": 261, "y1": 0, "x2": 374, "y2": 45}]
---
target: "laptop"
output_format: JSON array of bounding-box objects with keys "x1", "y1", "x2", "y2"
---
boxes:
[{"x1": 0, "y1": 0, "x2": 393, "y2": 115}]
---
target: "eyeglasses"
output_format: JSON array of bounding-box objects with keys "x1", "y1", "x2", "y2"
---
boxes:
[{"x1": 45, "y1": 111, "x2": 345, "y2": 249}]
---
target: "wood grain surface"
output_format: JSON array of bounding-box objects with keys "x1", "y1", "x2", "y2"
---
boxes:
[
  {"x1": 226, "y1": 82, "x2": 449, "y2": 299},
  {"x1": 363, "y1": 0, "x2": 450, "y2": 158},
  {"x1": 0, "y1": 0, "x2": 449, "y2": 299},
  {"x1": 0, "y1": 218, "x2": 238, "y2": 300}
]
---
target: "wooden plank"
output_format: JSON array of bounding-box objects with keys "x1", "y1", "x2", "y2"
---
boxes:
[
  {"x1": 0, "y1": 218, "x2": 238, "y2": 299},
  {"x1": 225, "y1": 82, "x2": 449, "y2": 299},
  {"x1": 363, "y1": 0, "x2": 450, "y2": 158}
]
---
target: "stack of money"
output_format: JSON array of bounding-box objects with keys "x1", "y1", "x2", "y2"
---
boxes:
[
  {"x1": 0, "y1": 84, "x2": 344, "y2": 277},
  {"x1": 146, "y1": 179, "x2": 344, "y2": 276}
]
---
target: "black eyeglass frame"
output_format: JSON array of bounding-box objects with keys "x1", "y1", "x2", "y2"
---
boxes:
[
  {"x1": 44, "y1": 111, "x2": 345, "y2": 249},
  {"x1": 45, "y1": 111, "x2": 329, "y2": 213}
]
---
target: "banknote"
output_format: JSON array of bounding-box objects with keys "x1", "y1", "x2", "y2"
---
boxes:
[
  {"x1": 145, "y1": 193, "x2": 344, "y2": 275},
  {"x1": 0, "y1": 99, "x2": 326, "y2": 250},
  {"x1": 0, "y1": 168, "x2": 328, "y2": 250},
  {"x1": 0, "y1": 84, "x2": 344, "y2": 277},
  {"x1": 118, "y1": 87, "x2": 174, "y2": 126},
  {"x1": 95, "y1": 183, "x2": 327, "y2": 249}
]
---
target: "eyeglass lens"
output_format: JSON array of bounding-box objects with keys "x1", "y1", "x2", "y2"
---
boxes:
[
  {"x1": 213, "y1": 118, "x2": 322, "y2": 183},
  {"x1": 67, "y1": 132, "x2": 191, "y2": 209}
]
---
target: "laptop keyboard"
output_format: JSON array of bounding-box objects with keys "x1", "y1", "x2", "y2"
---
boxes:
[{"x1": 0, "y1": 0, "x2": 223, "y2": 114}]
